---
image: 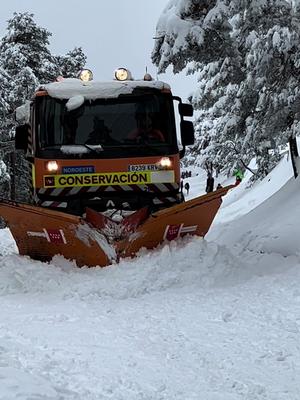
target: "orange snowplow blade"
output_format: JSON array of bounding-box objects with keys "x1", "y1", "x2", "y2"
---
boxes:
[
  {"x1": 0, "y1": 200, "x2": 115, "y2": 267},
  {"x1": 116, "y1": 186, "x2": 232, "y2": 258},
  {"x1": 0, "y1": 186, "x2": 232, "y2": 267}
]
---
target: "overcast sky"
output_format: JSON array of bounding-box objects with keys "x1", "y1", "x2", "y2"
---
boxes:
[{"x1": 0, "y1": 0, "x2": 196, "y2": 100}]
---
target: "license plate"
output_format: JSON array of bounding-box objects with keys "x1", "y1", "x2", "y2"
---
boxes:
[{"x1": 128, "y1": 164, "x2": 159, "y2": 172}]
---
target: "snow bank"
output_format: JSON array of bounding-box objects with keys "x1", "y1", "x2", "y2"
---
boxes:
[{"x1": 208, "y1": 154, "x2": 300, "y2": 257}]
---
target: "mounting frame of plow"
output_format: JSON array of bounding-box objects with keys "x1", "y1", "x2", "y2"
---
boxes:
[{"x1": 0, "y1": 186, "x2": 233, "y2": 267}]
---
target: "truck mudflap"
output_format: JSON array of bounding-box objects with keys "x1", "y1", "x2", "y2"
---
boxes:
[{"x1": 0, "y1": 186, "x2": 232, "y2": 267}]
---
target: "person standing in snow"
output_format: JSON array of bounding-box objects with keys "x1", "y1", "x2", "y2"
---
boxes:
[
  {"x1": 235, "y1": 176, "x2": 242, "y2": 185},
  {"x1": 206, "y1": 173, "x2": 214, "y2": 193},
  {"x1": 184, "y1": 181, "x2": 190, "y2": 195},
  {"x1": 234, "y1": 169, "x2": 244, "y2": 186}
]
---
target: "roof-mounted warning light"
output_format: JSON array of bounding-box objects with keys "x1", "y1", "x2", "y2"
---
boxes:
[
  {"x1": 143, "y1": 73, "x2": 153, "y2": 81},
  {"x1": 114, "y1": 68, "x2": 132, "y2": 81},
  {"x1": 79, "y1": 69, "x2": 93, "y2": 82}
]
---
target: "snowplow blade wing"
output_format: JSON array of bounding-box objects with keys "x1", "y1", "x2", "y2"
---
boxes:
[
  {"x1": 0, "y1": 200, "x2": 115, "y2": 267},
  {"x1": 116, "y1": 185, "x2": 233, "y2": 258}
]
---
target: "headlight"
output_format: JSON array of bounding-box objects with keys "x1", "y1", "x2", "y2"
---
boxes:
[
  {"x1": 114, "y1": 68, "x2": 132, "y2": 81},
  {"x1": 78, "y1": 69, "x2": 93, "y2": 82},
  {"x1": 46, "y1": 161, "x2": 59, "y2": 172},
  {"x1": 156, "y1": 157, "x2": 172, "y2": 170}
]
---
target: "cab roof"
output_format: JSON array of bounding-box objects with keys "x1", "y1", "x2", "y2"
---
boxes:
[{"x1": 38, "y1": 78, "x2": 171, "y2": 100}]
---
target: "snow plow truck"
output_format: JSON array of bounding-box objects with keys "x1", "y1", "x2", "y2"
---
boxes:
[{"x1": 0, "y1": 68, "x2": 232, "y2": 267}]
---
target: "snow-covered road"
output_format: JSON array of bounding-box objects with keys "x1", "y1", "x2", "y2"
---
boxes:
[
  {"x1": 1, "y1": 239, "x2": 300, "y2": 399},
  {"x1": 1, "y1": 156, "x2": 300, "y2": 399}
]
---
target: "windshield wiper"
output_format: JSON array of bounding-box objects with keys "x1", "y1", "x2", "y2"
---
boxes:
[
  {"x1": 55, "y1": 144, "x2": 105, "y2": 155},
  {"x1": 83, "y1": 144, "x2": 104, "y2": 154}
]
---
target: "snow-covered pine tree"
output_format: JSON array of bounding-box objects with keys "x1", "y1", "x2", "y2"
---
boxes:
[
  {"x1": 0, "y1": 66, "x2": 13, "y2": 140},
  {"x1": 0, "y1": 12, "x2": 58, "y2": 88},
  {"x1": 0, "y1": 66, "x2": 12, "y2": 198},
  {"x1": 231, "y1": 0, "x2": 300, "y2": 178},
  {"x1": 0, "y1": 12, "x2": 87, "y2": 201},
  {"x1": 152, "y1": 0, "x2": 234, "y2": 73},
  {"x1": 152, "y1": 0, "x2": 300, "y2": 180},
  {"x1": 0, "y1": 12, "x2": 56, "y2": 201},
  {"x1": 55, "y1": 47, "x2": 87, "y2": 78},
  {"x1": 152, "y1": 0, "x2": 246, "y2": 176}
]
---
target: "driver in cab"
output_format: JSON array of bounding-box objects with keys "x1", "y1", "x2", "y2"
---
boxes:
[{"x1": 128, "y1": 111, "x2": 165, "y2": 143}]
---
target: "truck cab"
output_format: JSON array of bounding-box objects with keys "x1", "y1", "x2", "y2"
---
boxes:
[{"x1": 15, "y1": 69, "x2": 194, "y2": 216}]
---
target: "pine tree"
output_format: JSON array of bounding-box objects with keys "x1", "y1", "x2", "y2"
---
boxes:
[
  {"x1": 231, "y1": 0, "x2": 299, "y2": 178},
  {"x1": 0, "y1": 12, "x2": 58, "y2": 84},
  {"x1": 0, "y1": 12, "x2": 87, "y2": 201},
  {"x1": 0, "y1": 66, "x2": 14, "y2": 198},
  {"x1": 0, "y1": 12, "x2": 53, "y2": 201},
  {"x1": 55, "y1": 47, "x2": 87, "y2": 78},
  {"x1": 152, "y1": 0, "x2": 300, "y2": 180},
  {"x1": 152, "y1": 0, "x2": 246, "y2": 176},
  {"x1": 153, "y1": 0, "x2": 234, "y2": 74},
  {"x1": 0, "y1": 66, "x2": 12, "y2": 138}
]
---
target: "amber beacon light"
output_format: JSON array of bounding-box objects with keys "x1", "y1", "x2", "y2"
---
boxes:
[
  {"x1": 114, "y1": 68, "x2": 132, "y2": 81},
  {"x1": 79, "y1": 69, "x2": 93, "y2": 82}
]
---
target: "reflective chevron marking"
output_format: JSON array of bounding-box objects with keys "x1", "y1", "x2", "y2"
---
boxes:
[
  {"x1": 38, "y1": 201, "x2": 68, "y2": 208},
  {"x1": 37, "y1": 183, "x2": 179, "y2": 197}
]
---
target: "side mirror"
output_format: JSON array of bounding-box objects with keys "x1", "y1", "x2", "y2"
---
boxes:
[
  {"x1": 181, "y1": 121, "x2": 194, "y2": 146},
  {"x1": 15, "y1": 124, "x2": 29, "y2": 151},
  {"x1": 179, "y1": 103, "x2": 193, "y2": 117}
]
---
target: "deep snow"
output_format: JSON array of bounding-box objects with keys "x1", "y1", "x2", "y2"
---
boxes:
[{"x1": 0, "y1": 153, "x2": 300, "y2": 399}]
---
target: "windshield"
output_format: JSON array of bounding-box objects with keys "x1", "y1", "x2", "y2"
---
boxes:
[{"x1": 35, "y1": 93, "x2": 177, "y2": 157}]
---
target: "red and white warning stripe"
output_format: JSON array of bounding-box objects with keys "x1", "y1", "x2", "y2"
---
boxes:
[
  {"x1": 163, "y1": 223, "x2": 198, "y2": 241},
  {"x1": 27, "y1": 228, "x2": 67, "y2": 244},
  {"x1": 180, "y1": 225, "x2": 198, "y2": 234}
]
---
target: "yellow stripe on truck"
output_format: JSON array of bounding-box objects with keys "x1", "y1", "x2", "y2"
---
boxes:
[{"x1": 43, "y1": 171, "x2": 174, "y2": 188}]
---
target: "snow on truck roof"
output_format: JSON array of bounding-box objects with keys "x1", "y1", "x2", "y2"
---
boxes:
[{"x1": 40, "y1": 78, "x2": 171, "y2": 100}]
